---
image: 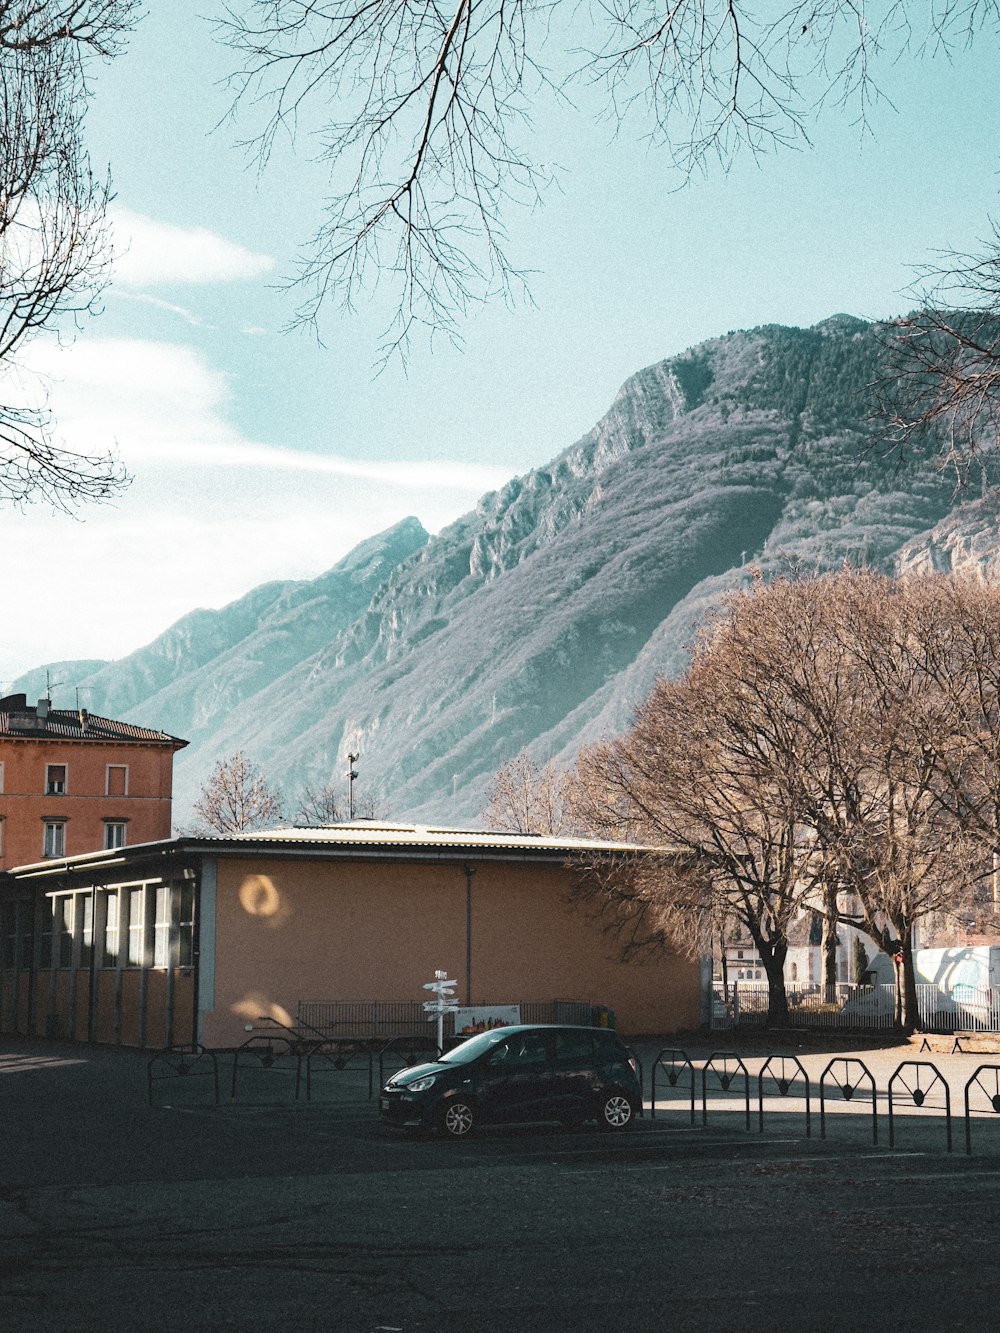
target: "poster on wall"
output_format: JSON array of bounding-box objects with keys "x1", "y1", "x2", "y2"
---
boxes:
[{"x1": 453, "y1": 1005, "x2": 521, "y2": 1036}]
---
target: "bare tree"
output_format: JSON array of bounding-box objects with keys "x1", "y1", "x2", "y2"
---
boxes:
[
  {"x1": 294, "y1": 779, "x2": 377, "y2": 824},
  {"x1": 0, "y1": 1, "x2": 139, "y2": 510},
  {"x1": 875, "y1": 241, "x2": 1000, "y2": 478},
  {"x1": 483, "y1": 749, "x2": 574, "y2": 834},
  {"x1": 569, "y1": 567, "x2": 1000, "y2": 1031},
  {"x1": 570, "y1": 657, "x2": 826, "y2": 1026},
  {"x1": 193, "y1": 750, "x2": 285, "y2": 834},
  {"x1": 218, "y1": 2, "x2": 999, "y2": 357}
]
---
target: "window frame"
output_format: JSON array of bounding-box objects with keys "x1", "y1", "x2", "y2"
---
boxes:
[
  {"x1": 42, "y1": 819, "x2": 66, "y2": 859},
  {"x1": 45, "y1": 763, "x2": 67, "y2": 796},
  {"x1": 105, "y1": 764, "x2": 129, "y2": 797},
  {"x1": 103, "y1": 820, "x2": 128, "y2": 850}
]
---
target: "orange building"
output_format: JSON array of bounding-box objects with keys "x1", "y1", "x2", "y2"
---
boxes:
[
  {"x1": 0, "y1": 694, "x2": 187, "y2": 871},
  {"x1": 0, "y1": 824, "x2": 702, "y2": 1048}
]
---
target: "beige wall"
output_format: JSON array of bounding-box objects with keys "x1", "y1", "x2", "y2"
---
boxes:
[{"x1": 202, "y1": 856, "x2": 700, "y2": 1046}]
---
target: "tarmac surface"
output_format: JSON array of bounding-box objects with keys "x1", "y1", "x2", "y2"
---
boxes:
[{"x1": 3, "y1": 1031, "x2": 1000, "y2": 1331}]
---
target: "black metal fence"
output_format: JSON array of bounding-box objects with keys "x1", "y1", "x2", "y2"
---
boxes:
[
  {"x1": 296, "y1": 998, "x2": 595, "y2": 1040},
  {"x1": 650, "y1": 1048, "x2": 1000, "y2": 1155}
]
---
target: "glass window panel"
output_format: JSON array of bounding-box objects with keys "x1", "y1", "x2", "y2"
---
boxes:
[
  {"x1": 153, "y1": 886, "x2": 170, "y2": 967},
  {"x1": 79, "y1": 895, "x2": 93, "y2": 967},
  {"x1": 104, "y1": 822, "x2": 126, "y2": 850},
  {"x1": 58, "y1": 897, "x2": 74, "y2": 968},
  {"x1": 127, "y1": 889, "x2": 144, "y2": 967},
  {"x1": 104, "y1": 893, "x2": 119, "y2": 967},
  {"x1": 178, "y1": 882, "x2": 195, "y2": 968},
  {"x1": 43, "y1": 822, "x2": 65, "y2": 858}
]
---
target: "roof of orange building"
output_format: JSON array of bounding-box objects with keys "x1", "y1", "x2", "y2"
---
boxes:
[{"x1": 0, "y1": 694, "x2": 187, "y2": 749}]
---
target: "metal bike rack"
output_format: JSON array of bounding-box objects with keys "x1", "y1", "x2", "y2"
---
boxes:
[
  {"x1": 701, "y1": 1052, "x2": 751, "y2": 1130},
  {"x1": 147, "y1": 1045, "x2": 220, "y2": 1107},
  {"x1": 963, "y1": 1064, "x2": 1000, "y2": 1156},
  {"x1": 819, "y1": 1058, "x2": 878, "y2": 1145},
  {"x1": 650, "y1": 1048, "x2": 696, "y2": 1124},
  {"x1": 887, "y1": 1060, "x2": 951, "y2": 1153},
  {"x1": 757, "y1": 1054, "x2": 811, "y2": 1136}
]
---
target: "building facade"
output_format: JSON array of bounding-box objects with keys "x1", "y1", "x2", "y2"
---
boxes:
[
  {"x1": 0, "y1": 694, "x2": 187, "y2": 871},
  {"x1": 0, "y1": 824, "x2": 702, "y2": 1048}
]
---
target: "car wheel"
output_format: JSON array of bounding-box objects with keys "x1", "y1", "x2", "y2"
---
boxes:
[
  {"x1": 438, "y1": 1097, "x2": 476, "y2": 1139},
  {"x1": 598, "y1": 1089, "x2": 635, "y2": 1130}
]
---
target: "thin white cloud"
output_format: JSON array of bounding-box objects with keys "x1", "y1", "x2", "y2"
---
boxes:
[
  {"x1": 109, "y1": 206, "x2": 276, "y2": 287},
  {"x1": 116, "y1": 291, "x2": 208, "y2": 327}
]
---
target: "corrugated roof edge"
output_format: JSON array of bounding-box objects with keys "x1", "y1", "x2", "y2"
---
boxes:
[{"x1": 3, "y1": 823, "x2": 658, "y2": 880}]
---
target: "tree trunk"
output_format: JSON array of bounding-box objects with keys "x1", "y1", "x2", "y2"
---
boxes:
[
  {"x1": 821, "y1": 891, "x2": 839, "y2": 1003},
  {"x1": 896, "y1": 931, "x2": 921, "y2": 1035},
  {"x1": 761, "y1": 941, "x2": 789, "y2": 1027}
]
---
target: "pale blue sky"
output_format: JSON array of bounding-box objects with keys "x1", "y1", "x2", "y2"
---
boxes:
[{"x1": 3, "y1": 5, "x2": 1000, "y2": 686}]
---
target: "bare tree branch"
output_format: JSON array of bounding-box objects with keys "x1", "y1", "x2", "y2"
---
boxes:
[
  {"x1": 0, "y1": 1, "x2": 139, "y2": 510},
  {"x1": 218, "y1": 2, "x2": 1000, "y2": 360},
  {"x1": 193, "y1": 750, "x2": 285, "y2": 834}
]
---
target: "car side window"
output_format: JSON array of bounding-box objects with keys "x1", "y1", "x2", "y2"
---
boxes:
[
  {"x1": 555, "y1": 1030, "x2": 594, "y2": 1061},
  {"x1": 507, "y1": 1032, "x2": 549, "y2": 1066},
  {"x1": 593, "y1": 1031, "x2": 619, "y2": 1060}
]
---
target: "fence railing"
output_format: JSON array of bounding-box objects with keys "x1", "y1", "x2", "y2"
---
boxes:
[
  {"x1": 297, "y1": 998, "x2": 595, "y2": 1040},
  {"x1": 711, "y1": 982, "x2": 1000, "y2": 1032},
  {"x1": 651, "y1": 1050, "x2": 1000, "y2": 1155}
]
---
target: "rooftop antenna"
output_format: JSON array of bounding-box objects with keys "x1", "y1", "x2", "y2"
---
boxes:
[
  {"x1": 45, "y1": 669, "x2": 63, "y2": 701},
  {"x1": 347, "y1": 751, "x2": 359, "y2": 821}
]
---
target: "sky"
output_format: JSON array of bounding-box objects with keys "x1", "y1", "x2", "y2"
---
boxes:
[{"x1": 2, "y1": 5, "x2": 1000, "y2": 689}]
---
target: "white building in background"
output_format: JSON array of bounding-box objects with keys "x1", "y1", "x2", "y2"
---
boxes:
[{"x1": 718, "y1": 911, "x2": 873, "y2": 989}]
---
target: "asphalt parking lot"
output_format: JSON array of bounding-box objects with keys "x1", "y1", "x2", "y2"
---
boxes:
[{"x1": 3, "y1": 1033, "x2": 1000, "y2": 1332}]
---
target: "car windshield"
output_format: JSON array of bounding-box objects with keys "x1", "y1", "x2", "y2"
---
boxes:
[{"x1": 438, "y1": 1029, "x2": 514, "y2": 1064}]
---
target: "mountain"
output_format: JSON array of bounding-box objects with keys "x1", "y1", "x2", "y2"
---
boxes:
[{"x1": 16, "y1": 316, "x2": 996, "y2": 825}]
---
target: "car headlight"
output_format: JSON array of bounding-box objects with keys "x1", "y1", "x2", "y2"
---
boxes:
[{"x1": 406, "y1": 1075, "x2": 437, "y2": 1092}]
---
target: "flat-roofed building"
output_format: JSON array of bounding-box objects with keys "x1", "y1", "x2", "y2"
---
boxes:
[{"x1": 0, "y1": 823, "x2": 700, "y2": 1047}]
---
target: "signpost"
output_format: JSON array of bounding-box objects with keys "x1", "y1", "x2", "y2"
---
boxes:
[{"x1": 422, "y1": 970, "x2": 460, "y2": 1053}]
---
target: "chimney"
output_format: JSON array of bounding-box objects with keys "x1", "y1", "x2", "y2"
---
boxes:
[
  {"x1": 36, "y1": 698, "x2": 49, "y2": 721},
  {"x1": 79, "y1": 708, "x2": 88, "y2": 733}
]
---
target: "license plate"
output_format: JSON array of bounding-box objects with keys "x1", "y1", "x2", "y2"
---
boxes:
[{"x1": 379, "y1": 1096, "x2": 390, "y2": 1111}]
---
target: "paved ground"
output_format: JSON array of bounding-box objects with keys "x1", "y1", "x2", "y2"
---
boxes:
[{"x1": 3, "y1": 1032, "x2": 1000, "y2": 1331}]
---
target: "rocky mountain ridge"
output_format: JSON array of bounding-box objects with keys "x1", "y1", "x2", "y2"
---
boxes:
[{"x1": 15, "y1": 315, "x2": 1000, "y2": 825}]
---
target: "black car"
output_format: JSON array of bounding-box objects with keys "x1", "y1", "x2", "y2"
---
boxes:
[{"x1": 379, "y1": 1024, "x2": 642, "y2": 1137}]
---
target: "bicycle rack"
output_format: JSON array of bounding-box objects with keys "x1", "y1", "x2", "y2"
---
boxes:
[
  {"x1": 757, "y1": 1055, "x2": 811, "y2": 1136},
  {"x1": 964, "y1": 1065, "x2": 1000, "y2": 1156},
  {"x1": 701, "y1": 1052, "x2": 751, "y2": 1130},
  {"x1": 819, "y1": 1058, "x2": 877, "y2": 1145},
  {"x1": 887, "y1": 1060, "x2": 951, "y2": 1153},
  {"x1": 147, "y1": 1045, "x2": 220, "y2": 1107},
  {"x1": 650, "y1": 1049, "x2": 696, "y2": 1125}
]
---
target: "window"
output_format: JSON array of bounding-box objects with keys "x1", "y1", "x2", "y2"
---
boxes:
[
  {"x1": 79, "y1": 895, "x2": 93, "y2": 968},
  {"x1": 555, "y1": 1029, "x2": 594, "y2": 1060},
  {"x1": 43, "y1": 821, "x2": 65, "y2": 858},
  {"x1": 104, "y1": 821, "x2": 127, "y2": 850},
  {"x1": 0, "y1": 760, "x2": 4, "y2": 793},
  {"x1": 104, "y1": 892, "x2": 119, "y2": 966},
  {"x1": 127, "y1": 888, "x2": 145, "y2": 967},
  {"x1": 1, "y1": 899, "x2": 32, "y2": 970},
  {"x1": 153, "y1": 886, "x2": 170, "y2": 967},
  {"x1": 45, "y1": 763, "x2": 66, "y2": 796},
  {"x1": 57, "y1": 896, "x2": 74, "y2": 968},
  {"x1": 106, "y1": 765, "x2": 128, "y2": 797},
  {"x1": 0, "y1": 817, "x2": 4, "y2": 858},
  {"x1": 177, "y1": 881, "x2": 195, "y2": 967}
]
